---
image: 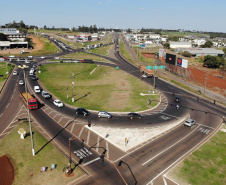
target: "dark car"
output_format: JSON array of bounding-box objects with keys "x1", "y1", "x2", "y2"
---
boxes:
[
  {"x1": 127, "y1": 113, "x2": 142, "y2": 119},
  {"x1": 174, "y1": 97, "x2": 180, "y2": 103},
  {"x1": 75, "y1": 108, "x2": 90, "y2": 116},
  {"x1": 82, "y1": 59, "x2": 93, "y2": 63},
  {"x1": 32, "y1": 75, "x2": 38, "y2": 81}
]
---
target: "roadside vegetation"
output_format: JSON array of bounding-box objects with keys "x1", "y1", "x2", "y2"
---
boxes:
[
  {"x1": 0, "y1": 62, "x2": 14, "y2": 88},
  {"x1": 38, "y1": 63, "x2": 160, "y2": 112},
  {"x1": 168, "y1": 125, "x2": 226, "y2": 185},
  {"x1": 60, "y1": 52, "x2": 109, "y2": 62},
  {"x1": 0, "y1": 120, "x2": 85, "y2": 185}
]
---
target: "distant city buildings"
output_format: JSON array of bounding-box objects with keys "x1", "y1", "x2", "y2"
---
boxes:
[{"x1": 0, "y1": 28, "x2": 28, "y2": 49}]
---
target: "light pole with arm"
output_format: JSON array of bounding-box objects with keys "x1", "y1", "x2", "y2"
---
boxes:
[{"x1": 18, "y1": 65, "x2": 35, "y2": 156}]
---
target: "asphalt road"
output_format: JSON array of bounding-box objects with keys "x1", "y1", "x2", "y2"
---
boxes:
[{"x1": 0, "y1": 33, "x2": 225, "y2": 185}]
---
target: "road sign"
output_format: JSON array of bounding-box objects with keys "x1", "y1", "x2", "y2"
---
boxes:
[
  {"x1": 146, "y1": 66, "x2": 152, "y2": 69},
  {"x1": 153, "y1": 66, "x2": 158, "y2": 69},
  {"x1": 159, "y1": 66, "x2": 165, "y2": 69},
  {"x1": 140, "y1": 44, "x2": 146, "y2": 48}
]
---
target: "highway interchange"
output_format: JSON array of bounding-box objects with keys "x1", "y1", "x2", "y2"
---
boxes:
[{"x1": 0, "y1": 33, "x2": 225, "y2": 185}]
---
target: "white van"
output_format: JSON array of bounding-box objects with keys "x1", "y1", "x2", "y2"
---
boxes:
[
  {"x1": 29, "y1": 70, "x2": 34, "y2": 76},
  {"x1": 34, "y1": 86, "x2": 41, "y2": 93}
]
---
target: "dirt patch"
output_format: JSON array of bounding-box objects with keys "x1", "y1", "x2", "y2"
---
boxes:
[
  {"x1": 0, "y1": 35, "x2": 44, "y2": 55},
  {"x1": 142, "y1": 53, "x2": 156, "y2": 58},
  {"x1": 142, "y1": 53, "x2": 226, "y2": 97},
  {"x1": 0, "y1": 155, "x2": 14, "y2": 185},
  {"x1": 188, "y1": 65, "x2": 226, "y2": 97}
]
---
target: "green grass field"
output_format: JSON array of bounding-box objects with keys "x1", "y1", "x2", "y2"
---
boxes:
[
  {"x1": 0, "y1": 121, "x2": 85, "y2": 185},
  {"x1": 38, "y1": 63, "x2": 159, "y2": 112},
  {"x1": 0, "y1": 62, "x2": 14, "y2": 88},
  {"x1": 168, "y1": 126, "x2": 226, "y2": 185}
]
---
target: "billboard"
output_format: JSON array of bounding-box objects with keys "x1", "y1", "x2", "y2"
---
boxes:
[
  {"x1": 159, "y1": 49, "x2": 166, "y2": 60},
  {"x1": 177, "y1": 58, "x2": 188, "y2": 68},
  {"x1": 165, "y1": 53, "x2": 176, "y2": 65}
]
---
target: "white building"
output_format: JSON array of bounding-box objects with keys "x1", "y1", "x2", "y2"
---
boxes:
[
  {"x1": 170, "y1": 41, "x2": 192, "y2": 49},
  {"x1": 193, "y1": 39, "x2": 206, "y2": 46}
]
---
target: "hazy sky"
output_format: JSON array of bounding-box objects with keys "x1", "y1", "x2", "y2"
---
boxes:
[{"x1": 1, "y1": 0, "x2": 225, "y2": 32}]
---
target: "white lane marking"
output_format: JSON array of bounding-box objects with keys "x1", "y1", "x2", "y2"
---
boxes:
[
  {"x1": 106, "y1": 141, "x2": 109, "y2": 158},
  {"x1": 163, "y1": 174, "x2": 180, "y2": 185},
  {"x1": 82, "y1": 157, "x2": 100, "y2": 166},
  {"x1": 71, "y1": 122, "x2": 75, "y2": 133},
  {"x1": 114, "y1": 114, "x2": 190, "y2": 163},
  {"x1": 197, "y1": 123, "x2": 215, "y2": 129},
  {"x1": 11, "y1": 95, "x2": 14, "y2": 99},
  {"x1": 0, "y1": 113, "x2": 2, "y2": 117},
  {"x1": 142, "y1": 125, "x2": 200, "y2": 165},
  {"x1": 78, "y1": 127, "x2": 84, "y2": 138},
  {"x1": 96, "y1": 136, "x2": 100, "y2": 152},
  {"x1": 86, "y1": 129, "x2": 91, "y2": 145},
  {"x1": 146, "y1": 122, "x2": 221, "y2": 185},
  {"x1": 6, "y1": 103, "x2": 9, "y2": 109}
]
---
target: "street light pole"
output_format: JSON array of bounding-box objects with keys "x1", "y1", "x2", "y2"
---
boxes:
[
  {"x1": 71, "y1": 72, "x2": 74, "y2": 102},
  {"x1": 204, "y1": 73, "x2": 208, "y2": 94},
  {"x1": 19, "y1": 65, "x2": 35, "y2": 156}
]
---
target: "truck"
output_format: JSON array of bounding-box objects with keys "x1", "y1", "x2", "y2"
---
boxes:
[
  {"x1": 20, "y1": 92, "x2": 38, "y2": 110},
  {"x1": 139, "y1": 65, "x2": 154, "y2": 77}
]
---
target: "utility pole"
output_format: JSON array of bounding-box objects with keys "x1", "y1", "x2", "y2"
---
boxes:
[
  {"x1": 204, "y1": 73, "x2": 209, "y2": 94},
  {"x1": 18, "y1": 65, "x2": 35, "y2": 156},
  {"x1": 71, "y1": 72, "x2": 75, "y2": 102}
]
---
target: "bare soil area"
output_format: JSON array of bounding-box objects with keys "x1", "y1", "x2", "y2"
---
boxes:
[
  {"x1": 143, "y1": 53, "x2": 226, "y2": 97},
  {"x1": 0, "y1": 35, "x2": 44, "y2": 55},
  {"x1": 0, "y1": 155, "x2": 14, "y2": 185}
]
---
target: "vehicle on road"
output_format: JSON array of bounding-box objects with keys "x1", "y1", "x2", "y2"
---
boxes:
[
  {"x1": 184, "y1": 118, "x2": 196, "y2": 127},
  {"x1": 53, "y1": 100, "x2": 64, "y2": 107},
  {"x1": 20, "y1": 92, "x2": 38, "y2": 109},
  {"x1": 174, "y1": 97, "x2": 180, "y2": 102},
  {"x1": 32, "y1": 75, "x2": 38, "y2": 81},
  {"x1": 34, "y1": 86, "x2": 41, "y2": 93},
  {"x1": 139, "y1": 65, "x2": 154, "y2": 77},
  {"x1": 98, "y1": 111, "x2": 112, "y2": 119},
  {"x1": 41, "y1": 91, "x2": 51, "y2": 99},
  {"x1": 75, "y1": 108, "x2": 90, "y2": 116},
  {"x1": 19, "y1": 80, "x2": 24, "y2": 85},
  {"x1": 82, "y1": 59, "x2": 93, "y2": 63},
  {"x1": 127, "y1": 113, "x2": 142, "y2": 119},
  {"x1": 40, "y1": 56, "x2": 45, "y2": 59},
  {"x1": 13, "y1": 71, "x2": 18, "y2": 75}
]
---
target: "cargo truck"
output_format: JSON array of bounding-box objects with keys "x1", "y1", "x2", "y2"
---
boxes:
[
  {"x1": 139, "y1": 65, "x2": 154, "y2": 77},
  {"x1": 20, "y1": 92, "x2": 38, "y2": 109}
]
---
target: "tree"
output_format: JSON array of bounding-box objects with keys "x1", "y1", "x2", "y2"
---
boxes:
[
  {"x1": 202, "y1": 40, "x2": 213, "y2": 48},
  {"x1": 182, "y1": 51, "x2": 192, "y2": 58},
  {"x1": 164, "y1": 43, "x2": 170, "y2": 49},
  {"x1": 0, "y1": 33, "x2": 9, "y2": 41},
  {"x1": 223, "y1": 48, "x2": 226, "y2": 54},
  {"x1": 203, "y1": 55, "x2": 224, "y2": 68},
  {"x1": 127, "y1": 28, "x2": 132, "y2": 34}
]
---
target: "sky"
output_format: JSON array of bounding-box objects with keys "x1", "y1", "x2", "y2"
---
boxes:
[{"x1": 1, "y1": 0, "x2": 226, "y2": 33}]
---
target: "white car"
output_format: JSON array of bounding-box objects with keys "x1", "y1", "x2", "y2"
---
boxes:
[
  {"x1": 40, "y1": 56, "x2": 45, "y2": 59},
  {"x1": 13, "y1": 71, "x2": 18, "y2": 75},
  {"x1": 19, "y1": 79, "x2": 24, "y2": 85},
  {"x1": 53, "y1": 100, "x2": 64, "y2": 107},
  {"x1": 184, "y1": 118, "x2": 196, "y2": 127},
  {"x1": 98, "y1": 111, "x2": 112, "y2": 119}
]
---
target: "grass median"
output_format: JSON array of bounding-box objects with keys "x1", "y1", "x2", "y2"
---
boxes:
[
  {"x1": 168, "y1": 125, "x2": 226, "y2": 185},
  {"x1": 0, "y1": 120, "x2": 85, "y2": 185},
  {"x1": 38, "y1": 63, "x2": 160, "y2": 112}
]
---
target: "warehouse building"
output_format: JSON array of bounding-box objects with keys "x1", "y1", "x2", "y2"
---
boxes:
[{"x1": 176, "y1": 48, "x2": 225, "y2": 57}]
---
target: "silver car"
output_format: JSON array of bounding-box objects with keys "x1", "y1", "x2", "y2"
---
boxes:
[
  {"x1": 98, "y1": 111, "x2": 112, "y2": 119},
  {"x1": 184, "y1": 118, "x2": 196, "y2": 127}
]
